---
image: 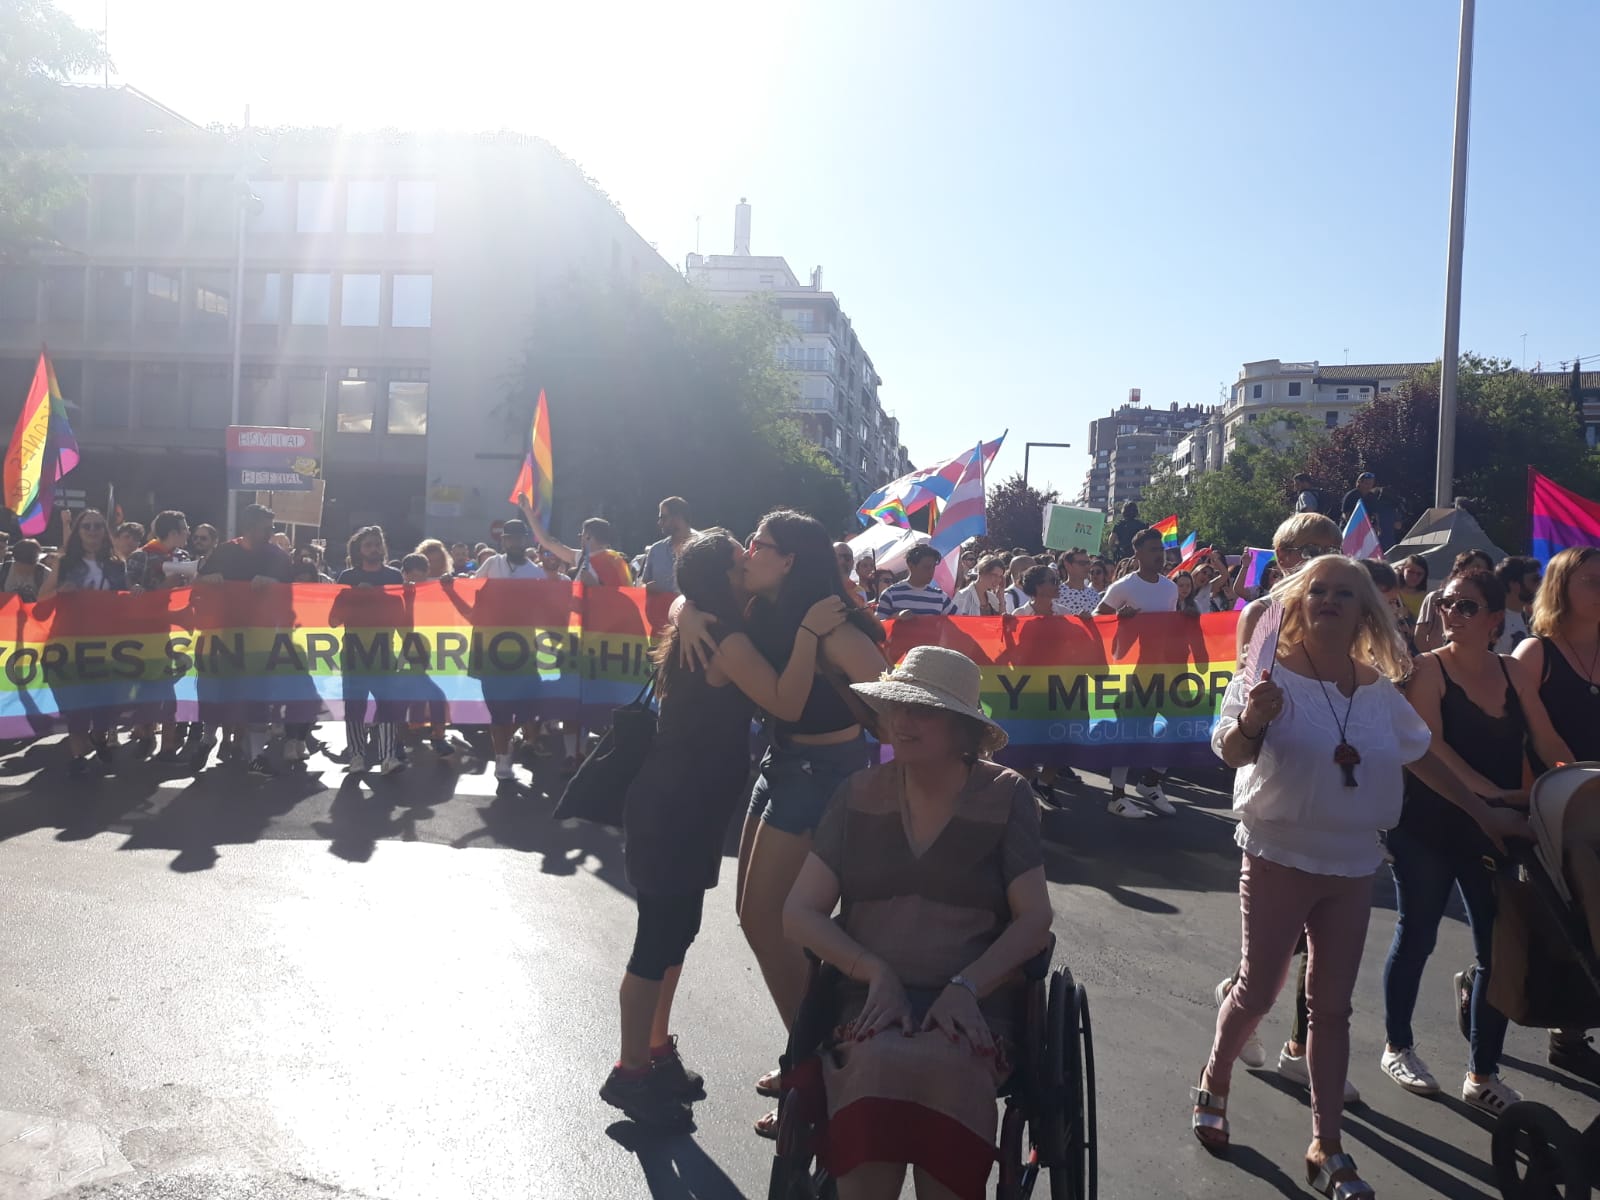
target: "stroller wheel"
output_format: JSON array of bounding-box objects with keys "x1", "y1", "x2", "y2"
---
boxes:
[
  {"x1": 1457, "y1": 965, "x2": 1478, "y2": 1043},
  {"x1": 1491, "y1": 1101, "x2": 1589, "y2": 1199}
]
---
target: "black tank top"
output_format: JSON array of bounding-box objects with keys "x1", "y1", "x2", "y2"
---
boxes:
[
  {"x1": 1535, "y1": 635, "x2": 1600, "y2": 764},
  {"x1": 1399, "y1": 653, "x2": 1526, "y2": 856},
  {"x1": 774, "y1": 672, "x2": 858, "y2": 738}
]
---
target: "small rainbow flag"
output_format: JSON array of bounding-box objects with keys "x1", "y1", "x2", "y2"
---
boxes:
[
  {"x1": 1152, "y1": 514, "x2": 1180, "y2": 550},
  {"x1": 509, "y1": 389, "x2": 554, "y2": 532},
  {"x1": 862, "y1": 496, "x2": 911, "y2": 529},
  {"x1": 3, "y1": 349, "x2": 79, "y2": 536}
]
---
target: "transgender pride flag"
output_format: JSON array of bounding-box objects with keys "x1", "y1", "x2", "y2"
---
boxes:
[
  {"x1": 1529, "y1": 468, "x2": 1600, "y2": 566},
  {"x1": 930, "y1": 443, "x2": 987, "y2": 595}
]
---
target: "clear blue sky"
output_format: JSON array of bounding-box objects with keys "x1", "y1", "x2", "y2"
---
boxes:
[{"x1": 60, "y1": 0, "x2": 1600, "y2": 498}]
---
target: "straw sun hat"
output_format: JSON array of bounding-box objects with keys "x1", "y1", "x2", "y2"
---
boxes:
[{"x1": 851, "y1": 646, "x2": 1008, "y2": 755}]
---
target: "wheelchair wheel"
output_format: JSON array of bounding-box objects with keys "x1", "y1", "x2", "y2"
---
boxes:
[
  {"x1": 1491, "y1": 1101, "x2": 1590, "y2": 1199},
  {"x1": 1040, "y1": 968, "x2": 1097, "y2": 1200},
  {"x1": 768, "y1": 1090, "x2": 836, "y2": 1200}
]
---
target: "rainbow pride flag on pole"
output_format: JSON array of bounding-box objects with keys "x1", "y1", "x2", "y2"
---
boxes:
[
  {"x1": 509, "y1": 389, "x2": 554, "y2": 532},
  {"x1": 3, "y1": 349, "x2": 80, "y2": 535},
  {"x1": 1152, "y1": 514, "x2": 1180, "y2": 550},
  {"x1": 1529, "y1": 467, "x2": 1600, "y2": 566}
]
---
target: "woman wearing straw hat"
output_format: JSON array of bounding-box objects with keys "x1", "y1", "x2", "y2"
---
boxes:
[{"x1": 783, "y1": 646, "x2": 1053, "y2": 1200}]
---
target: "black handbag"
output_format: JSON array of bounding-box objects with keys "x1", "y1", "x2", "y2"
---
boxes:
[{"x1": 552, "y1": 676, "x2": 657, "y2": 828}]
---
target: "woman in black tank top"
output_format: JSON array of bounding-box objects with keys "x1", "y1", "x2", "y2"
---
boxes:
[
  {"x1": 1514, "y1": 547, "x2": 1600, "y2": 767},
  {"x1": 1381, "y1": 569, "x2": 1571, "y2": 1115}
]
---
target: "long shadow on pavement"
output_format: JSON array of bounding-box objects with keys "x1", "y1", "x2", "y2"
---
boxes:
[{"x1": 605, "y1": 1123, "x2": 745, "y2": 1200}]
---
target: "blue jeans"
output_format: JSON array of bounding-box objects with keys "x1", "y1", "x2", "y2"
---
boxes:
[{"x1": 1382, "y1": 825, "x2": 1506, "y2": 1076}]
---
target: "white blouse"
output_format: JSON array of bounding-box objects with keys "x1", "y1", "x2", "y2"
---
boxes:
[{"x1": 1212, "y1": 665, "x2": 1432, "y2": 877}]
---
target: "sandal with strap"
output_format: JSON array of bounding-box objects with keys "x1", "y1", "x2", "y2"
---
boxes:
[
  {"x1": 753, "y1": 1107, "x2": 779, "y2": 1140},
  {"x1": 755, "y1": 1067, "x2": 782, "y2": 1098},
  {"x1": 1306, "y1": 1152, "x2": 1375, "y2": 1199},
  {"x1": 1191, "y1": 1087, "x2": 1229, "y2": 1154}
]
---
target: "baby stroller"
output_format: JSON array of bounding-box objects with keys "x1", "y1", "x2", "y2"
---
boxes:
[{"x1": 1457, "y1": 762, "x2": 1600, "y2": 1199}]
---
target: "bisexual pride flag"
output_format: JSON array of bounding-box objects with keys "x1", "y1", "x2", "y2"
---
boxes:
[{"x1": 1529, "y1": 468, "x2": 1600, "y2": 566}]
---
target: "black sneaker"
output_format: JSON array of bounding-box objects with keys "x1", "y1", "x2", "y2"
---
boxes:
[
  {"x1": 1550, "y1": 1031, "x2": 1600, "y2": 1085},
  {"x1": 650, "y1": 1037, "x2": 705, "y2": 1098},
  {"x1": 495, "y1": 775, "x2": 522, "y2": 800},
  {"x1": 600, "y1": 1067, "x2": 694, "y2": 1131},
  {"x1": 247, "y1": 755, "x2": 278, "y2": 778},
  {"x1": 68, "y1": 755, "x2": 94, "y2": 779},
  {"x1": 130, "y1": 735, "x2": 155, "y2": 760}
]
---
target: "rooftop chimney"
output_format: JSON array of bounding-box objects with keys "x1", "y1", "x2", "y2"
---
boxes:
[{"x1": 734, "y1": 198, "x2": 751, "y2": 256}]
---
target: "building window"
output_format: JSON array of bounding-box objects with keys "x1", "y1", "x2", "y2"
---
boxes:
[
  {"x1": 43, "y1": 268, "x2": 85, "y2": 323},
  {"x1": 93, "y1": 268, "x2": 134, "y2": 325},
  {"x1": 249, "y1": 180, "x2": 291, "y2": 232},
  {"x1": 145, "y1": 175, "x2": 184, "y2": 241},
  {"x1": 296, "y1": 180, "x2": 336, "y2": 233},
  {"x1": 186, "y1": 365, "x2": 228, "y2": 430},
  {"x1": 787, "y1": 309, "x2": 815, "y2": 331},
  {"x1": 190, "y1": 271, "x2": 231, "y2": 330},
  {"x1": 243, "y1": 271, "x2": 281, "y2": 325},
  {"x1": 396, "y1": 180, "x2": 436, "y2": 233},
  {"x1": 391, "y1": 274, "x2": 432, "y2": 327},
  {"x1": 1379, "y1": 385, "x2": 1391, "y2": 394},
  {"x1": 290, "y1": 273, "x2": 331, "y2": 325},
  {"x1": 387, "y1": 379, "x2": 428, "y2": 435},
  {"x1": 1246, "y1": 413, "x2": 1258, "y2": 423},
  {"x1": 336, "y1": 375, "x2": 375, "y2": 432},
  {"x1": 137, "y1": 364, "x2": 181, "y2": 429},
  {"x1": 1287, "y1": 381, "x2": 1302, "y2": 397},
  {"x1": 241, "y1": 366, "x2": 279, "y2": 425},
  {"x1": 1251, "y1": 384, "x2": 1263, "y2": 399},
  {"x1": 141, "y1": 269, "x2": 181, "y2": 324},
  {"x1": 0, "y1": 269, "x2": 36, "y2": 321},
  {"x1": 1325, "y1": 411, "x2": 1339, "y2": 429},
  {"x1": 1336, "y1": 387, "x2": 1350, "y2": 396},
  {"x1": 340, "y1": 274, "x2": 381, "y2": 326},
  {"x1": 192, "y1": 175, "x2": 235, "y2": 236},
  {"x1": 759, "y1": 274, "x2": 774, "y2": 286},
  {"x1": 87, "y1": 362, "x2": 130, "y2": 428},
  {"x1": 286, "y1": 371, "x2": 326, "y2": 430},
  {"x1": 1359, "y1": 387, "x2": 1370, "y2": 395},
  {"x1": 346, "y1": 181, "x2": 386, "y2": 234},
  {"x1": 91, "y1": 176, "x2": 135, "y2": 240}
]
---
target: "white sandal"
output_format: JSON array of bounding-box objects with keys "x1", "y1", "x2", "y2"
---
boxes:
[
  {"x1": 1306, "y1": 1152, "x2": 1375, "y2": 1198},
  {"x1": 1190, "y1": 1087, "x2": 1228, "y2": 1153}
]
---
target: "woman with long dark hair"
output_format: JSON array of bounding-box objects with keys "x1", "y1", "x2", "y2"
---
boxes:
[
  {"x1": 602, "y1": 530, "x2": 848, "y2": 1130},
  {"x1": 39, "y1": 509, "x2": 129, "y2": 776},
  {"x1": 678, "y1": 509, "x2": 886, "y2": 1134}
]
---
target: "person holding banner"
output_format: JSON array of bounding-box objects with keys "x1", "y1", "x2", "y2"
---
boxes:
[{"x1": 1194, "y1": 555, "x2": 1476, "y2": 1199}]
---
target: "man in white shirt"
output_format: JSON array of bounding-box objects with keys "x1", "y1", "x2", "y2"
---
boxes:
[
  {"x1": 1055, "y1": 549, "x2": 1101, "y2": 616},
  {"x1": 876, "y1": 545, "x2": 957, "y2": 618},
  {"x1": 473, "y1": 519, "x2": 547, "y2": 794},
  {"x1": 1493, "y1": 555, "x2": 1540, "y2": 654},
  {"x1": 1095, "y1": 528, "x2": 1180, "y2": 818}
]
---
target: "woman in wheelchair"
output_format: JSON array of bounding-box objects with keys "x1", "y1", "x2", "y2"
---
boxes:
[{"x1": 782, "y1": 646, "x2": 1052, "y2": 1199}]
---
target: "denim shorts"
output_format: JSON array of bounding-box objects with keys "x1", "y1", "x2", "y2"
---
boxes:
[{"x1": 747, "y1": 735, "x2": 871, "y2": 836}]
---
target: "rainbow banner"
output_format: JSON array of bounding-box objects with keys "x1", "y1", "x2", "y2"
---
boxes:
[
  {"x1": 1152, "y1": 514, "x2": 1180, "y2": 550},
  {"x1": 0, "y1": 584, "x2": 1238, "y2": 767}
]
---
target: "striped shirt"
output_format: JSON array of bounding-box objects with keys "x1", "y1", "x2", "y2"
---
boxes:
[{"x1": 876, "y1": 581, "x2": 956, "y2": 619}]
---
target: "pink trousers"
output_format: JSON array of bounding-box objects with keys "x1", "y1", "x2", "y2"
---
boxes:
[{"x1": 1205, "y1": 853, "x2": 1373, "y2": 1140}]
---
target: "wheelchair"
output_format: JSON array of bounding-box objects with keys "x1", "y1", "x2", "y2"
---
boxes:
[{"x1": 766, "y1": 936, "x2": 1097, "y2": 1200}]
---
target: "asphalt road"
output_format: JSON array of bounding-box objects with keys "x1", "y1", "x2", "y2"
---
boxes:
[{"x1": 0, "y1": 733, "x2": 1595, "y2": 1200}]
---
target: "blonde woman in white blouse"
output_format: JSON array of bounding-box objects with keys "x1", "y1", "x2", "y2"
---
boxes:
[{"x1": 1191, "y1": 556, "x2": 1526, "y2": 1199}]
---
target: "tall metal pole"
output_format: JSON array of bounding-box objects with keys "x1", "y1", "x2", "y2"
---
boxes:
[
  {"x1": 226, "y1": 105, "x2": 250, "y2": 538},
  {"x1": 1435, "y1": 0, "x2": 1475, "y2": 508}
]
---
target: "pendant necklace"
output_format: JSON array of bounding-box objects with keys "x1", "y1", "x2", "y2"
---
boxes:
[
  {"x1": 1563, "y1": 632, "x2": 1600, "y2": 697},
  {"x1": 1305, "y1": 649, "x2": 1361, "y2": 787}
]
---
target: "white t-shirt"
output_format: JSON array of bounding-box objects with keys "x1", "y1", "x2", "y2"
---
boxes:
[
  {"x1": 81, "y1": 560, "x2": 106, "y2": 591},
  {"x1": 1495, "y1": 609, "x2": 1529, "y2": 655},
  {"x1": 1099, "y1": 572, "x2": 1178, "y2": 614},
  {"x1": 1213, "y1": 666, "x2": 1431, "y2": 876},
  {"x1": 474, "y1": 554, "x2": 547, "y2": 581}
]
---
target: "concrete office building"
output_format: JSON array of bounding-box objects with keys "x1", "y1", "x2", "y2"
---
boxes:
[
  {"x1": 1078, "y1": 399, "x2": 1216, "y2": 512},
  {"x1": 0, "y1": 85, "x2": 676, "y2": 550},
  {"x1": 687, "y1": 201, "x2": 911, "y2": 502}
]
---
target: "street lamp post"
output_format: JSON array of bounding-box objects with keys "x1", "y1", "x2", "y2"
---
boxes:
[
  {"x1": 1435, "y1": 0, "x2": 1476, "y2": 508},
  {"x1": 1023, "y1": 442, "x2": 1072, "y2": 494},
  {"x1": 226, "y1": 106, "x2": 252, "y2": 539}
]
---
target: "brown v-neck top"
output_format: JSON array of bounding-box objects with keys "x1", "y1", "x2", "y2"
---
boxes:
[{"x1": 812, "y1": 760, "x2": 1042, "y2": 1018}]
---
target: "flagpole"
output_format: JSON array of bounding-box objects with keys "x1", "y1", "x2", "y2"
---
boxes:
[
  {"x1": 226, "y1": 104, "x2": 250, "y2": 539},
  {"x1": 1434, "y1": 0, "x2": 1475, "y2": 508}
]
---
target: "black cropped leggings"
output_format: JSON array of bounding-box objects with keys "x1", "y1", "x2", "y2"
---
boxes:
[{"x1": 626, "y1": 890, "x2": 706, "y2": 982}]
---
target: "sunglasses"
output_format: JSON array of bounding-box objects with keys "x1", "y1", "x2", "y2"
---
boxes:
[
  {"x1": 1438, "y1": 597, "x2": 1484, "y2": 618},
  {"x1": 1288, "y1": 543, "x2": 1336, "y2": 558}
]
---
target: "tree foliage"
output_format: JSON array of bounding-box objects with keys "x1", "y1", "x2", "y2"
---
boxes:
[
  {"x1": 506, "y1": 279, "x2": 853, "y2": 552},
  {"x1": 1, "y1": 0, "x2": 107, "y2": 259},
  {"x1": 1301, "y1": 355, "x2": 1600, "y2": 552},
  {"x1": 974, "y1": 473, "x2": 1058, "y2": 555},
  {"x1": 1141, "y1": 410, "x2": 1324, "y2": 552}
]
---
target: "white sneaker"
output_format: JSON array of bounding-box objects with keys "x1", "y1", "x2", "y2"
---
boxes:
[
  {"x1": 1213, "y1": 978, "x2": 1267, "y2": 1068},
  {"x1": 1277, "y1": 1045, "x2": 1360, "y2": 1102},
  {"x1": 343, "y1": 754, "x2": 367, "y2": 775},
  {"x1": 1107, "y1": 796, "x2": 1154, "y2": 819},
  {"x1": 1462, "y1": 1073, "x2": 1521, "y2": 1115},
  {"x1": 1137, "y1": 780, "x2": 1176, "y2": 815},
  {"x1": 376, "y1": 756, "x2": 408, "y2": 777},
  {"x1": 1380, "y1": 1046, "x2": 1440, "y2": 1095}
]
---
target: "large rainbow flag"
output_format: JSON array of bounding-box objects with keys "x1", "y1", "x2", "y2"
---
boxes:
[
  {"x1": 3, "y1": 349, "x2": 80, "y2": 535},
  {"x1": 1529, "y1": 468, "x2": 1600, "y2": 566},
  {"x1": 0, "y1": 584, "x2": 1239, "y2": 767},
  {"x1": 509, "y1": 389, "x2": 554, "y2": 531}
]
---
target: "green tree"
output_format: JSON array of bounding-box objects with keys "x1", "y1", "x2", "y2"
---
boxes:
[
  {"x1": 1302, "y1": 356, "x2": 1600, "y2": 552},
  {"x1": 1142, "y1": 410, "x2": 1325, "y2": 552},
  {"x1": 505, "y1": 279, "x2": 853, "y2": 552},
  {"x1": 1, "y1": 1, "x2": 107, "y2": 259},
  {"x1": 974, "y1": 472, "x2": 1057, "y2": 554}
]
